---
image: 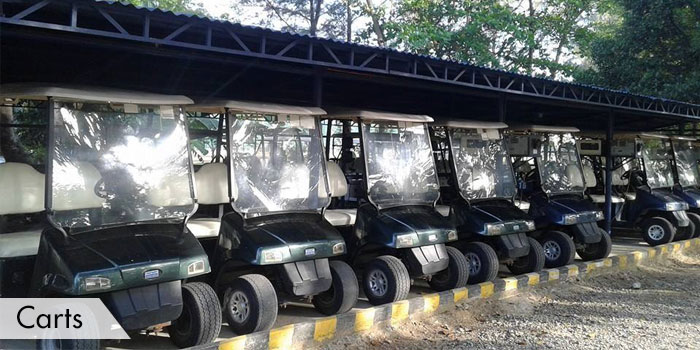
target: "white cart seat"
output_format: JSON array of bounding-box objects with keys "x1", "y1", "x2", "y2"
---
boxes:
[
  {"x1": 324, "y1": 209, "x2": 357, "y2": 227},
  {"x1": 514, "y1": 200, "x2": 530, "y2": 211},
  {"x1": 588, "y1": 194, "x2": 625, "y2": 204},
  {"x1": 0, "y1": 230, "x2": 41, "y2": 258},
  {"x1": 187, "y1": 218, "x2": 221, "y2": 239},
  {"x1": 435, "y1": 205, "x2": 450, "y2": 217}
]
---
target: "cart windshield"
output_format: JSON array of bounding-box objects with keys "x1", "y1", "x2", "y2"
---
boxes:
[
  {"x1": 641, "y1": 138, "x2": 675, "y2": 189},
  {"x1": 673, "y1": 140, "x2": 700, "y2": 187},
  {"x1": 537, "y1": 133, "x2": 585, "y2": 194},
  {"x1": 50, "y1": 102, "x2": 195, "y2": 232},
  {"x1": 363, "y1": 120, "x2": 439, "y2": 208},
  {"x1": 228, "y1": 114, "x2": 330, "y2": 215},
  {"x1": 449, "y1": 129, "x2": 515, "y2": 200}
]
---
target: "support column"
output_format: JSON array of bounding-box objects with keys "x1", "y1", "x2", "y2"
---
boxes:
[
  {"x1": 604, "y1": 111, "x2": 615, "y2": 235},
  {"x1": 313, "y1": 69, "x2": 323, "y2": 107},
  {"x1": 498, "y1": 93, "x2": 506, "y2": 122}
]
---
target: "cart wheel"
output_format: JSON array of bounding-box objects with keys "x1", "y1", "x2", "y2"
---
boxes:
[
  {"x1": 37, "y1": 339, "x2": 99, "y2": 350},
  {"x1": 687, "y1": 213, "x2": 700, "y2": 238},
  {"x1": 507, "y1": 237, "x2": 545, "y2": 275},
  {"x1": 428, "y1": 246, "x2": 469, "y2": 291},
  {"x1": 641, "y1": 217, "x2": 675, "y2": 246},
  {"x1": 674, "y1": 218, "x2": 694, "y2": 241},
  {"x1": 168, "y1": 282, "x2": 222, "y2": 348},
  {"x1": 224, "y1": 274, "x2": 278, "y2": 335},
  {"x1": 461, "y1": 242, "x2": 499, "y2": 284},
  {"x1": 362, "y1": 255, "x2": 410, "y2": 305},
  {"x1": 313, "y1": 260, "x2": 359, "y2": 315},
  {"x1": 539, "y1": 231, "x2": 576, "y2": 268},
  {"x1": 576, "y1": 228, "x2": 612, "y2": 261}
]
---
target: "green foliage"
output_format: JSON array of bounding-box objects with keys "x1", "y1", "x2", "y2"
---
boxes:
[
  {"x1": 122, "y1": 0, "x2": 208, "y2": 16},
  {"x1": 576, "y1": 0, "x2": 700, "y2": 103}
]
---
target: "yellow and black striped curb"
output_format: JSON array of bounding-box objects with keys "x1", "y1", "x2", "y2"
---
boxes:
[{"x1": 190, "y1": 238, "x2": 700, "y2": 350}]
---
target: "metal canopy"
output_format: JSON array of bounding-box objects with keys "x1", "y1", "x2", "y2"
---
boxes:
[
  {"x1": 193, "y1": 99, "x2": 326, "y2": 115},
  {"x1": 513, "y1": 125, "x2": 581, "y2": 133},
  {"x1": 328, "y1": 109, "x2": 433, "y2": 122},
  {"x1": 0, "y1": 83, "x2": 193, "y2": 105},
  {"x1": 1, "y1": 0, "x2": 699, "y2": 123},
  {"x1": 439, "y1": 120, "x2": 507, "y2": 129}
]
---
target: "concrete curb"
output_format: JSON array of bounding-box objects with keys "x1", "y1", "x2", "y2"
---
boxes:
[{"x1": 190, "y1": 238, "x2": 700, "y2": 350}]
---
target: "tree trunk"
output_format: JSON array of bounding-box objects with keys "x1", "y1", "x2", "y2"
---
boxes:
[
  {"x1": 365, "y1": 0, "x2": 385, "y2": 45},
  {"x1": 346, "y1": 0, "x2": 352, "y2": 42}
]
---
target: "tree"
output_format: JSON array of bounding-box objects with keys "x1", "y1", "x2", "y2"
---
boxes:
[
  {"x1": 576, "y1": 0, "x2": 700, "y2": 103},
  {"x1": 124, "y1": 0, "x2": 208, "y2": 16}
]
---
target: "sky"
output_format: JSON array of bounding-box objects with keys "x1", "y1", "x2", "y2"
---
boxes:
[{"x1": 201, "y1": 0, "x2": 232, "y2": 18}]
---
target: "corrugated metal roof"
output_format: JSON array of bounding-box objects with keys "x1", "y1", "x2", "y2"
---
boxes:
[{"x1": 49, "y1": 1, "x2": 698, "y2": 108}]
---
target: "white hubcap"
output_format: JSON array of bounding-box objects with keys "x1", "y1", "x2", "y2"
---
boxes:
[
  {"x1": 229, "y1": 291, "x2": 250, "y2": 323},
  {"x1": 648, "y1": 224, "x2": 665, "y2": 241},
  {"x1": 543, "y1": 241, "x2": 562, "y2": 260},
  {"x1": 368, "y1": 270, "x2": 388, "y2": 297}
]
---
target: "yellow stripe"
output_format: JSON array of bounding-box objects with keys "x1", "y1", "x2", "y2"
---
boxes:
[
  {"x1": 423, "y1": 294, "x2": 440, "y2": 314},
  {"x1": 548, "y1": 269, "x2": 560, "y2": 282},
  {"x1": 684, "y1": 241, "x2": 691, "y2": 248},
  {"x1": 453, "y1": 287, "x2": 468, "y2": 303},
  {"x1": 568, "y1": 265, "x2": 579, "y2": 277},
  {"x1": 503, "y1": 278, "x2": 518, "y2": 291},
  {"x1": 354, "y1": 308, "x2": 375, "y2": 332},
  {"x1": 268, "y1": 325, "x2": 294, "y2": 350},
  {"x1": 660, "y1": 246, "x2": 668, "y2": 255},
  {"x1": 618, "y1": 255, "x2": 628, "y2": 269},
  {"x1": 673, "y1": 243, "x2": 681, "y2": 253},
  {"x1": 527, "y1": 273, "x2": 540, "y2": 286},
  {"x1": 479, "y1": 282, "x2": 495, "y2": 298},
  {"x1": 603, "y1": 258, "x2": 613, "y2": 268},
  {"x1": 585, "y1": 262, "x2": 596, "y2": 275},
  {"x1": 219, "y1": 335, "x2": 246, "y2": 350},
  {"x1": 313, "y1": 317, "x2": 337, "y2": 342},
  {"x1": 390, "y1": 300, "x2": 409, "y2": 327},
  {"x1": 633, "y1": 251, "x2": 644, "y2": 264},
  {"x1": 648, "y1": 248, "x2": 657, "y2": 259}
]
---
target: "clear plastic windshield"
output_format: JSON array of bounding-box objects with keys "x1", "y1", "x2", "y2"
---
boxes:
[
  {"x1": 641, "y1": 138, "x2": 675, "y2": 189},
  {"x1": 673, "y1": 140, "x2": 700, "y2": 187},
  {"x1": 51, "y1": 102, "x2": 195, "y2": 232},
  {"x1": 228, "y1": 114, "x2": 330, "y2": 215},
  {"x1": 537, "y1": 133, "x2": 585, "y2": 194},
  {"x1": 449, "y1": 129, "x2": 516, "y2": 199},
  {"x1": 363, "y1": 121, "x2": 439, "y2": 208}
]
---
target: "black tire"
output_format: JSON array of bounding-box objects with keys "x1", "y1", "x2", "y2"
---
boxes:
[
  {"x1": 688, "y1": 212, "x2": 700, "y2": 238},
  {"x1": 641, "y1": 217, "x2": 675, "y2": 246},
  {"x1": 168, "y1": 282, "x2": 222, "y2": 348},
  {"x1": 539, "y1": 230, "x2": 576, "y2": 268},
  {"x1": 428, "y1": 246, "x2": 469, "y2": 291},
  {"x1": 37, "y1": 339, "x2": 99, "y2": 350},
  {"x1": 674, "y1": 217, "x2": 694, "y2": 241},
  {"x1": 313, "y1": 260, "x2": 359, "y2": 315},
  {"x1": 576, "y1": 228, "x2": 612, "y2": 261},
  {"x1": 507, "y1": 237, "x2": 545, "y2": 275},
  {"x1": 362, "y1": 255, "x2": 410, "y2": 305},
  {"x1": 224, "y1": 274, "x2": 278, "y2": 335},
  {"x1": 461, "y1": 242, "x2": 499, "y2": 284}
]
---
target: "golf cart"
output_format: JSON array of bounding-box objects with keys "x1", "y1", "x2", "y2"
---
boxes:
[
  {"x1": 670, "y1": 136, "x2": 700, "y2": 237},
  {"x1": 429, "y1": 120, "x2": 544, "y2": 281},
  {"x1": 579, "y1": 133, "x2": 691, "y2": 245},
  {"x1": 322, "y1": 110, "x2": 467, "y2": 305},
  {"x1": 508, "y1": 125, "x2": 611, "y2": 268},
  {"x1": 186, "y1": 101, "x2": 358, "y2": 335},
  {"x1": 0, "y1": 84, "x2": 221, "y2": 349}
]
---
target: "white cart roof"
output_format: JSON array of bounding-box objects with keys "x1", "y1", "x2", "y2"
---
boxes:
[
  {"x1": 327, "y1": 109, "x2": 433, "y2": 122},
  {"x1": 0, "y1": 83, "x2": 193, "y2": 105},
  {"x1": 511, "y1": 124, "x2": 580, "y2": 133},
  {"x1": 670, "y1": 136, "x2": 698, "y2": 141},
  {"x1": 438, "y1": 120, "x2": 507, "y2": 129},
  {"x1": 192, "y1": 99, "x2": 326, "y2": 115}
]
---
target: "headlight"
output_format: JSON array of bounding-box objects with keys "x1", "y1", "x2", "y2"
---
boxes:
[
  {"x1": 260, "y1": 247, "x2": 292, "y2": 264},
  {"x1": 665, "y1": 203, "x2": 674, "y2": 211},
  {"x1": 595, "y1": 211, "x2": 604, "y2": 221},
  {"x1": 447, "y1": 230, "x2": 458, "y2": 241},
  {"x1": 396, "y1": 233, "x2": 419, "y2": 248},
  {"x1": 332, "y1": 242, "x2": 345, "y2": 255},
  {"x1": 83, "y1": 277, "x2": 111, "y2": 292},
  {"x1": 525, "y1": 221, "x2": 536, "y2": 231},
  {"x1": 187, "y1": 260, "x2": 206, "y2": 275},
  {"x1": 681, "y1": 202, "x2": 689, "y2": 210},
  {"x1": 485, "y1": 223, "x2": 505, "y2": 235},
  {"x1": 563, "y1": 214, "x2": 579, "y2": 225}
]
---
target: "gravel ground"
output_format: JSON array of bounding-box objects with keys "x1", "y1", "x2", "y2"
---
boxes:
[{"x1": 323, "y1": 250, "x2": 700, "y2": 350}]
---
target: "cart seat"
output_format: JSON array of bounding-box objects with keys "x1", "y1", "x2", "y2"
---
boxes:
[
  {"x1": 187, "y1": 218, "x2": 221, "y2": 239},
  {"x1": 324, "y1": 209, "x2": 357, "y2": 226},
  {"x1": 435, "y1": 205, "x2": 450, "y2": 217},
  {"x1": 588, "y1": 194, "x2": 625, "y2": 204},
  {"x1": 0, "y1": 230, "x2": 41, "y2": 258},
  {"x1": 0, "y1": 162, "x2": 45, "y2": 215},
  {"x1": 623, "y1": 192, "x2": 636, "y2": 201},
  {"x1": 514, "y1": 200, "x2": 530, "y2": 211}
]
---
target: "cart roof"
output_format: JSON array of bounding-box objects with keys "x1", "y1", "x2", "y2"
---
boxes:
[
  {"x1": 327, "y1": 109, "x2": 433, "y2": 122},
  {"x1": 670, "y1": 136, "x2": 699, "y2": 141},
  {"x1": 438, "y1": 120, "x2": 507, "y2": 129},
  {"x1": 0, "y1": 83, "x2": 193, "y2": 105},
  {"x1": 511, "y1": 124, "x2": 580, "y2": 133},
  {"x1": 637, "y1": 133, "x2": 670, "y2": 139},
  {"x1": 192, "y1": 99, "x2": 326, "y2": 115}
]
